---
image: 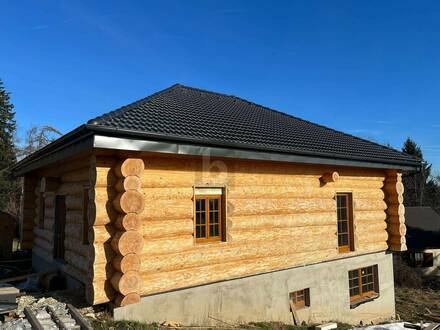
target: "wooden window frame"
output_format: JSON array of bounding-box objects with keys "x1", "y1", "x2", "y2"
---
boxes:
[
  {"x1": 289, "y1": 288, "x2": 310, "y2": 310},
  {"x1": 348, "y1": 265, "x2": 379, "y2": 306},
  {"x1": 194, "y1": 194, "x2": 224, "y2": 243},
  {"x1": 336, "y1": 193, "x2": 354, "y2": 253},
  {"x1": 82, "y1": 188, "x2": 90, "y2": 245}
]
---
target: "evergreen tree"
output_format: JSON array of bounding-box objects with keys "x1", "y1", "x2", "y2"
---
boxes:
[
  {"x1": 0, "y1": 79, "x2": 18, "y2": 212},
  {"x1": 402, "y1": 138, "x2": 432, "y2": 207}
]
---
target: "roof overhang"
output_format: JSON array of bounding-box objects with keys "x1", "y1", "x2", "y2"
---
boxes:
[
  {"x1": 12, "y1": 126, "x2": 421, "y2": 176},
  {"x1": 93, "y1": 135, "x2": 420, "y2": 171}
]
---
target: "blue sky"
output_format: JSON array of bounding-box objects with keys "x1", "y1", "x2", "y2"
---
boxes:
[{"x1": 1, "y1": 1, "x2": 440, "y2": 173}]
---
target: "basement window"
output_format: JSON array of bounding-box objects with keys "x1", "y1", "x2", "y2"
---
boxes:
[
  {"x1": 336, "y1": 193, "x2": 354, "y2": 253},
  {"x1": 194, "y1": 187, "x2": 225, "y2": 243},
  {"x1": 406, "y1": 252, "x2": 434, "y2": 268},
  {"x1": 349, "y1": 265, "x2": 379, "y2": 308},
  {"x1": 289, "y1": 288, "x2": 310, "y2": 310}
]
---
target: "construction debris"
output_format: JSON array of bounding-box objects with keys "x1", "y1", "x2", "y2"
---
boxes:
[{"x1": 1, "y1": 295, "x2": 92, "y2": 330}]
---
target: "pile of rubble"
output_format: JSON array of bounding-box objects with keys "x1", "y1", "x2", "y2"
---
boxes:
[{"x1": 1, "y1": 296, "x2": 90, "y2": 330}]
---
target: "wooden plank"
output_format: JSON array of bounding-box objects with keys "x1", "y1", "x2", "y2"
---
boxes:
[
  {"x1": 24, "y1": 307, "x2": 44, "y2": 330},
  {"x1": 67, "y1": 304, "x2": 93, "y2": 330}
]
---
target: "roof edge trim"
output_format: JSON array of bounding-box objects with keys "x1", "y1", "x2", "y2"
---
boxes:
[{"x1": 93, "y1": 135, "x2": 419, "y2": 171}]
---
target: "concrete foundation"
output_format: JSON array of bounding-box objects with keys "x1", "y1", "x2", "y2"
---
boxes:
[{"x1": 114, "y1": 251, "x2": 395, "y2": 326}]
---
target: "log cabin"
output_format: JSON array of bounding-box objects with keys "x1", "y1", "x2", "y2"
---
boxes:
[{"x1": 12, "y1": 84, "x2": 420, "y2": 325}]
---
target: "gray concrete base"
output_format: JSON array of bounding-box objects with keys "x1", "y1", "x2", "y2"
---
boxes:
[{"x1": 114, "y1": 251, "x2": 395, "y2": 326}]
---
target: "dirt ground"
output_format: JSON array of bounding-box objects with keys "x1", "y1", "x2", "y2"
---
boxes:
[{"x1": 395, "y1": 285, "x2": 440, "y2": 322}]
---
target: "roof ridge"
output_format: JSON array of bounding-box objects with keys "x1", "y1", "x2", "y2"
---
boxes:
[
  {"x1": 176, "y1": 84, "x2": 416, "y2": 161},
  {"x1": 87, "y1": 83, "x2": 181, "y2": 125}
]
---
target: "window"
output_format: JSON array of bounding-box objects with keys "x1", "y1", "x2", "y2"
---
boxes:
[
  {"x1": 289, "y1": 288, "x2": 310, "y2": 310},
  {"x1": 82, "y1": 188, "x2": 89, "y2": 245},
  {"x1": 194, "y1": 188, "x2": 224, "y2": 242},
  {"x1": 38, "y1": 193, "x2": 45, "y2": 228},
  {"x1": 348, "y1": 265, "x2": 379, "y2": 307},
  {"x1": 336, "y1": 193, "x2": 354, "y2": 252},
  {"x1": 406, "y1": 252, "x2": 434, "y2": 268}
]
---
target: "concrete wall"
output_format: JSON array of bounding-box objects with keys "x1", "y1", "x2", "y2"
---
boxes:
[
  {"x1": 396, "y1": 249, "x2": 440, "y2": 277},
  {"x1": 114, "y1": 251, "x2": 395, "y2": 325}
]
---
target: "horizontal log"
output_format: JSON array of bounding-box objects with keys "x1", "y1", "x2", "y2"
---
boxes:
[
  {"x1": 91, "y1": 262, "x2": 114, "y2": 281},
  {"x1": 141, "y1": 219, "x2": 193, "y2": 238},
  {"x1": 65, "y1": 237, "x2": 91, "y2": 257},
  {"x1": 141, "y1": 235, "x2": 193, "y2": 255},
  {"x1": 91, "y1": 166, "x2": 118, "y2": 188},
  {"x1": 111, "y1": 231, "x2": 143, "y2": 256},
  {"x1": 61, "y1": 168, "x2": 90, "y2": 183},
  {"x1": 387, "y1": 223, "x2": 407, "y2": 236},
  {"x1": 115, "y1": 176, "x2": 142, "y2": 192},
  {"x1": 387, "y1": 214, "x2": 405, "y2": 224},
  {"x1": 114, "y1": 158, "x2": 145, "y2": 178},
  {"x1": 321, "y1": 171, "x2": 339, "y2": 183},
  {"x1": 33, "y1": 246, "x2": 52, "y2": 261},
  {"x1": 139, "y1": 248, "x2": 338, "y2": 296},
  {"x1": 112, "y1": 254, "x2": 141, "y2": 273},
  {"x1": 66, "y1": 195, "x2": 83, "y2": 211},
  {"x1": 389, "y1": 243, "x2": 407, "y2": 252},
  {"x1": 388, "y1": 235, "x2": 406, "y2": 245},
  {"x1": 357, "y1": 229, "x2": 388, "y2": 244},
  {"x1": 34, "y1": 237, "x2": 53, "y2": 253},
  {"x1": 113, "y1": 191, "x2": 145, "y2": 214},
  {"x1": 353, "y1": 199, "x2": 387, "y2": 211},
  {"x1": 89, "y1": 225, "x2": 116, "y2": 244},
  {"x1": 65, "y1": 223, "x2": 82, "y2": 241},
  {"x1": 64, "y1": 250, "x2": 88, "y2": 273},
  {"x1": 355, "y1": 220, "x2": 387, "y2": 233},
  {"x1": 65, "y1": 210, "x2": 83, "y2": 225},
  {"x1": 110, "y1": 271, "x2": 143, "y2": 295},
  {"x1": 384, "y1": 181, "x2": 404, "y2": 195},
  {"x1": 387, "y1": 204, "x2": 405, "y2": 216},
  {"x1": 40, "y1": 177, "x2": 60, "y2": 192},
  {"x1": 229, "y1": 224, "x2": 336, "y2": 242},
  {"x1": 141, "y1": 232, "x2": 337, "y2": 273},
  {"x1": 227, "y1": 186, "x2": 385, "y2": 200},
  {"x1": 34, "y1": 227, "x2": 53, "y2": 242},
  {"x1": 88, "y1": 201, "x2": 118, "y2": 226},
  {"x1": 57, "y1": 182, "x2": 87, "y2": 195},
  {"x1": 140, "y1": 199, "x2": 192, "y2": 221},
  {"x1": 88, "y1": 279, "x2": 116, "y2": 305},
  {"x1": 92, "y1": 242, "x2": 115, "y2": 264},
  {"x1": 114, "y1": 293, "x2": 140, "y2": 307},
  {"x1": 228, "y1": 198, "x2": 335, "y2": 217},
  {"x1": 114, "y1": 213, "x2": 140, "y2": 231}
]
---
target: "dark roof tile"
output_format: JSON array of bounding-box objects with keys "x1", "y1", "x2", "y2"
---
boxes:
[{"x1": 88, "y1": 84, "x2": 419, "y2": 166}]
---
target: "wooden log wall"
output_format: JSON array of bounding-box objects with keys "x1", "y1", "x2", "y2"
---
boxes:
[
  {"x1": 384, "y1": 170, "x2": 407, "y2": 251},
  {"x1": 22, "y1": 156, "x2": 95, "y2": 303},
  {"x1": 20, "y1": 176, "x2": 38, "y2": 249},
  {"x1": 110, "y1": 158, "x2": 145, "y2": 307},
  {"x1": 142, "y1": 157, "x2": 392, "y2": 295},
  {"x1": 88, "y1": 154, "x2": 402, "y2": 305}
]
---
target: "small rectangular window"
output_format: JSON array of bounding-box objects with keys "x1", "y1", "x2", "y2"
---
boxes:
[
  {"x1": 194, "y1": 188, "x2": 224, "y2": 242},
  {"x1": 348, "y1": 265, "x2": 379, "y2": 307},
  {"x1": 38, "y1": 193, "x2": 45, "y2": 228},
  {"x1": 336, "y1": 193, "x2": 354, "y2": 252},
  {"x1": 82, "y1": 188, "x2": 89, "y2": 245},
  {"x1": 289, "y1": 288, "x2": 310, "y2": 310}
]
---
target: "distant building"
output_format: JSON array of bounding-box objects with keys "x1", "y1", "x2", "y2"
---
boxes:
[{"x1": 401, "y1": 206, "x2": 440, "y2": 276}]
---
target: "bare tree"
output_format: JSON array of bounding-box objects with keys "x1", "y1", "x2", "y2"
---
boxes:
[{"x1": 17, "y1": 125, "x2": 62, "y2": 159}]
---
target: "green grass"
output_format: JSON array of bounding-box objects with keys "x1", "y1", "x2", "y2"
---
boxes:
[{"x1": 91, "y1": 320, "x2": 159, "y2": 330}]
